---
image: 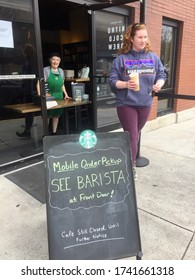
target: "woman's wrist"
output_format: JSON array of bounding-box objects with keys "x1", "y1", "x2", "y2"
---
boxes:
[{"x1": 116, "y1": 81, "x2": 128, "y2": 89}]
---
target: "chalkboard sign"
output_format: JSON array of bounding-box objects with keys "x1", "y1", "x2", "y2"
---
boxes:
[{"x1": 43, "y1": 131, "x2": 142, "y2": 260}]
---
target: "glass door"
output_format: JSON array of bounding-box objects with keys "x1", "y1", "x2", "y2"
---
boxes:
[
  {"x1": 0, "y1": 0, "x2": 43, "y2": 167},
  {"x1": 90, "y1": 8, "x2": 130, "y2": 132}
]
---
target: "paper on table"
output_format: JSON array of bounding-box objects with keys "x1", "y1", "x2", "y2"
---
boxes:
[{"x1": 46, "y1": 100, "x2": 58, "y2": 109}]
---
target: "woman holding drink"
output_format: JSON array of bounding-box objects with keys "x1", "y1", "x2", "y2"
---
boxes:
[{"x1": 109, "y1": 23, "x2": 166, "y2": 180}]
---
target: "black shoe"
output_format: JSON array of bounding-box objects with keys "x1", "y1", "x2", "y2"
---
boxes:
[{"x1": 16, "y1": 130, "x2": 31, "y2": 138}]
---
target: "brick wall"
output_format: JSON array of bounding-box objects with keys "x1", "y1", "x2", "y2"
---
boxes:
[{"x1": 130, "y1": 0, "x2": 195, "y2": 120}]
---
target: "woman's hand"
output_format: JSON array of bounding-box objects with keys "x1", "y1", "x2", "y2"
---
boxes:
[
  {"x1": 64, "y1": 94, "x2": 72, "y2": 100},
  {"x1": 126, "y1": 79, "x2": 138, "y2": 90},
  {"x1": 153, "y1": 80, "x2": 164, "y2": 92},
  {"x1": 116, "y1": 80, "x2": 137, "y2": 90},
  {"x1": 45, "y1": 93, "x2": 51, "y2": 97}
]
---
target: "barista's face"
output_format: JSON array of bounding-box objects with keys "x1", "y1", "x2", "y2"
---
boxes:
[{"x1": 49, "y1": 56, "x2": 61, "y2": 69}]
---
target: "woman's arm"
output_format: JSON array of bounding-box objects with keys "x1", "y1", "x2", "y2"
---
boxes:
[
  {"x1": 153, "y1": 56, "x2": 166, "y2": 92},
  {"x1": 62, "y1": 84, "x2": 71, "y2": 99},
  {"x1": 36, "y1": 80, "x2": 40, "y2": 96}
]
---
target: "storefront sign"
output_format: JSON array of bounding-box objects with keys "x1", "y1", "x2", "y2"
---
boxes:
[
  {"x1": 96, "y1": 10, "x2": 127, "y2": 58},
  {"x1": 108, "y1": 22, "x2": 125, "y2": 51}
]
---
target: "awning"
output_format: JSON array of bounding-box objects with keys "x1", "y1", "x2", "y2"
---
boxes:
[
  {"x1": 61, "y1": 0, "x2": 145, "y2": 21},
  {"x1": 63, "y1": 0, "x2": 140, "y2": 9}
]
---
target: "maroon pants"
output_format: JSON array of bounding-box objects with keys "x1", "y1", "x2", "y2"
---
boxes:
[{"x1": 117, "y1": 106, "x2": 151, "y2": 165}]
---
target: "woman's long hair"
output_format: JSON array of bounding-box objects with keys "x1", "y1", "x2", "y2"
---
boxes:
[{"x1": 119, "y1": 23, "x2": 152, "y2": 54}]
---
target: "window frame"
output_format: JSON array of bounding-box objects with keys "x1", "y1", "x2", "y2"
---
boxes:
[{"x1": 158, "y1": 18, "x2": 179, "y2": 116}]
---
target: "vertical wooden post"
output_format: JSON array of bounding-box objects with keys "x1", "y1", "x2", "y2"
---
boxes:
[{"x1": 135, "y1": 0, "x2": 149, "y2": 167}]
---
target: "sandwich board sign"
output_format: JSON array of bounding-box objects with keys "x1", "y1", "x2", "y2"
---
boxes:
[{"x1": 43, "y1": 130, "x2": 142, "y2": 260}]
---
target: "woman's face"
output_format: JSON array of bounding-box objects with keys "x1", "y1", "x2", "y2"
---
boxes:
[
  {"x1": 131, "y1": 29, "x2": 148, "y2": 52},
  {"x1": 49, "y1": 56, "x2": 61, "y2": 69}
]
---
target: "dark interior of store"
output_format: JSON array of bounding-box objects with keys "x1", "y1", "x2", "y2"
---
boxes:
[
  {"x1": 0, "y1": 0, "x2": 131, "y2": 168},
  {"x1": 0, "y1": 0, "x2": 92, "y2": 168}
]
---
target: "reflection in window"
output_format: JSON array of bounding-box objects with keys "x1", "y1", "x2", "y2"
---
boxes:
[
  {"x1": 0, "y1": 0, "x2": 35, "y2": 75},
  {"x1": 94, "y1": 10, "x2": 128, "y2": 129},
  {"x1": 161, "y1": 25, "x2": 175, "y2": 88},
  {"x1": 0, "y1": 0, "x2": 33, "y2": 22},
  {"x1": 159, "y1": 20, "x2": 178, "y2": 114},
  {"x1": 0, "y1": 0, "x2": 37, "y2": 110}
]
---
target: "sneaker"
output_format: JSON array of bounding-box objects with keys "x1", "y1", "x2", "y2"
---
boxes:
[
  {"x1": 16, "y1": 130, "x2": 31, "y2": 138},
  {"x1": 133, "y1": 167, "x2": 138, "y2": 181}
]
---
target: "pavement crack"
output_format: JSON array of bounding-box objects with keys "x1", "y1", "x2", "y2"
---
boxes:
[
  {"x1": 181, "y1": 231, "x2": 195, "y2": 260},
  {"x1": 138, "y1": 207, "x2": 194, "y2": 233}
]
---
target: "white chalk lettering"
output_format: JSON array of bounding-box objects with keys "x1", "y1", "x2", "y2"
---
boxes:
[
  {"x1": 53, "y1": 161, "x2": 79, "y2": 172},
  {"x1": 77, "y1": 170, "x2": 126, "y2": 189},
  {"x1": 51, "y1": 177, "x2": 71, "y2": 192}
]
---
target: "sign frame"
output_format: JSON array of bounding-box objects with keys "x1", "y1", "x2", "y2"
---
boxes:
[{"x1": 43, "y1": 131, "x2": 142, "y2": 260}]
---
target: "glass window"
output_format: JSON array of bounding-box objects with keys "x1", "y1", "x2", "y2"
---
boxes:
[
  {"x1": 0, "y1": 0, "x2": 41, "y2": 166},
  {"x1": 159, "y1": 19, "x2": 178, "y2": 114},
  {"x1": 0, "y1": 0, "x2": 38, "y2": 108},
  {"x1": 94, "y1": 10, "x2": 128, "y2": 130},
  {"x1": 161, "y1": 25, "x2": 176, "y2": 89},
  {"x1": 0, "y1": 0, "x2": 33, "y2": 22},
  {"x1": 0, "y1": 0, "x2": 37, "y2": 76}
]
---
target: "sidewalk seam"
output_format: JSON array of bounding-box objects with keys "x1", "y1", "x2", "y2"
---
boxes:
[
  {"x1": 181, "y1": 231, "x2": 195, "y2": 260},
  {"x1": 138, "y1": 208, "x2": 194, "y2": 233}
]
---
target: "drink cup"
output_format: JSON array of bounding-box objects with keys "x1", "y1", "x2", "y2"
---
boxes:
[{"x1": 129, "y1": 72, "x2": 140, "y2": 91}]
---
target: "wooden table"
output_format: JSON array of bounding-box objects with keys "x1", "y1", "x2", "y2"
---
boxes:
[
  {"x1": 65, "y1": 78, "x2": 90, "y2": 83},
  {"x1": 4, "y1": 99, "x2": 91, "y2": 134}
]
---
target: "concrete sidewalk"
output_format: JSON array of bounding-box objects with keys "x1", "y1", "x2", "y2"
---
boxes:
[{"x1": 0, "y1": 117, "x2": 195, "y2": 260}]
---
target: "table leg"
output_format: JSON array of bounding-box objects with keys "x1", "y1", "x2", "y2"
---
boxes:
[
  {"x1": 61, "y1": 108, "x2": 69, "y2": 134},
  {"x1": 76, "y1": 106, "x2": 81, "y2": 132}
]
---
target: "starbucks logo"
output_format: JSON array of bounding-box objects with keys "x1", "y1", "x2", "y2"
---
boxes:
[{"x1": 79, "y1": 130, "x2": 97, "y2": 149}]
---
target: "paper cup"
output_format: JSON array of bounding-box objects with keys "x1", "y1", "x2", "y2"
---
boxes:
[
  {"x1": 129, "y1": 72, "x2": 140, "y2": 91},
  {"x1": 82, "y1": 94, "x2": 89, "y2": 101}
]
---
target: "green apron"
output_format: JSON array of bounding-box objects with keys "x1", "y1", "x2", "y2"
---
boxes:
[{"x1": 47, "y1": 69, "x2": 64, "y2": 117}]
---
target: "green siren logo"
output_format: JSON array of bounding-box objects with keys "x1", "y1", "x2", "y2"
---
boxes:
[{"x1": 79, "y1": 130, "x2": 97, "y2": 149}]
